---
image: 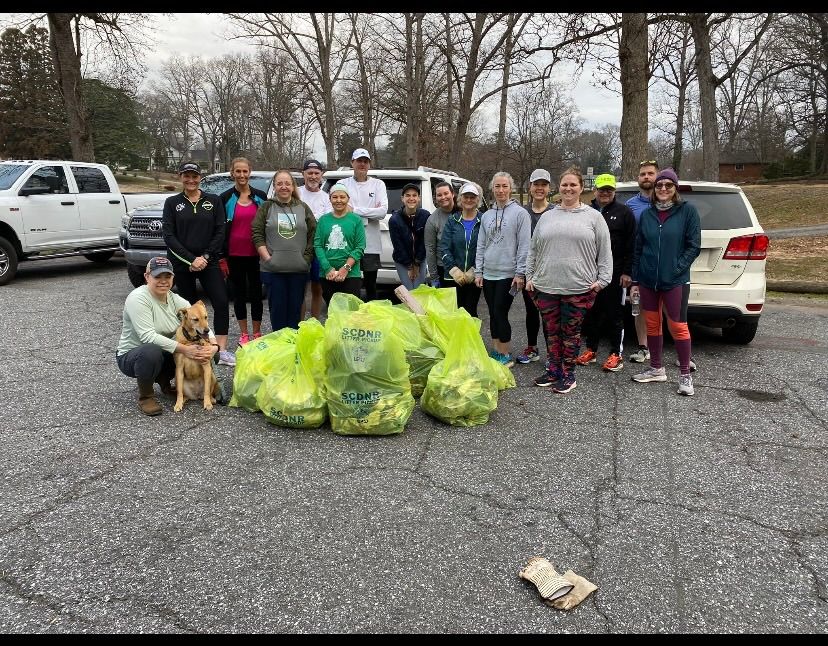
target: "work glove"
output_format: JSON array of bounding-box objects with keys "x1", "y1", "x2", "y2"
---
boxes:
[
  {"x1": 448, "y1": 266, "x2": 466, "y2": 285},
  {"x1": 543, "y1": 570, "x2": 598, "y2": 610},
  {"x1": 464, "y1": 267, "x2": 476, "y2": 283},
  {"x1": 518, "y1": 557, "x2": 574, "y2": 601}
]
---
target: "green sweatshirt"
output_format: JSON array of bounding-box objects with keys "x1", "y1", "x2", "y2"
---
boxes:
[
  {"x1": 313, "y1": 211, "x2": 366, "y2": 278},
  {"x1": 117, "y1": 285, "x2": 191, "y2": 356}
]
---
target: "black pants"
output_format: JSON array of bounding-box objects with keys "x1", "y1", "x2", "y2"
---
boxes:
[
  {"x1": 582, "y1": 281, "x2": 625, "y2": 355},
  {"x1": 227, "y1": 256, "x2": 263, "y2": 322},
  {"x1": 436, "y1": 265, "x2": 445, "y2": 285},
  {"x1": 117, "y1": 344, "x2": 175, "y2": 385},
  {"x1": 261, "y1": 271, "x2": 307, "y2": 331},
  {"x1": 455, "y1": 283, "x2": 482, "y2": 318},
  {"x1": 522, "y1": 286, "x2": 542, "y2": 348},
  {"x1": 361, "y1": 253, "x2": 380, "y2": 301},
  {"x1": 482, "y1": 278, "x2": 515, "y2": 342},
  {"x1": 173, "y1": 264, "x2": 230, "y2": 335},
  {"x1": 321, "y1": 277, "x2": 363, "y2": 305}
]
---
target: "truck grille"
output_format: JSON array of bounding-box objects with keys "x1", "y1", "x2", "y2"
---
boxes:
[{"x1": 129, "y1": 216, "x2": 164, "y2": 240}]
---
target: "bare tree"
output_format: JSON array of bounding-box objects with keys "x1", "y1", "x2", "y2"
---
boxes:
[{"x1": 618, "y1": 13, "x2": 649, "y2": 180}]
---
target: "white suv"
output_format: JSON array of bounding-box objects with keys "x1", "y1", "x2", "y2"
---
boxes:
[
  {"x1": 321, "y1": 166, "x2": 485, "y2": 285},
  {"x1": 615, "y1": 181, "x2": 768, "y2": 344}
]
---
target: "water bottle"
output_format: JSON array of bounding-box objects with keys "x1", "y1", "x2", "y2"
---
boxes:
[{"x1": 631, "y1": 290, "x2": 641, "y2": 317}]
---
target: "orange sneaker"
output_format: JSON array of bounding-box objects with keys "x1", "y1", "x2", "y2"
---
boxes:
[
  {"x1": 575, "y1": 349, "x2": 597, "y2": 365},
  {"x1": 602, "y1": 353, "x2": 624, "y2": 372}
]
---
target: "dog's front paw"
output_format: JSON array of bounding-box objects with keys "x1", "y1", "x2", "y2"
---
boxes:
[
  {"x1": 174, "y1": 400, "x2": 184, "y2": 412},
  {"x1": 203, "y1": 400, "x2": 213, "y2": 411}
]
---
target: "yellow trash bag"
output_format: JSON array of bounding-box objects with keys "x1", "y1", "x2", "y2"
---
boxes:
[
  {"x1": 324, "y1": 293, "x2": 414, "y2": 435},
  {"x1": 256, "y1": 319, "x2": 327, "y2": 428},
  {"x1": 408, "y1": 284, "x2": 458, "y2": 314},
  {"x1": 229, "y1": 328, "x2": 297, "y2": 412},
  {"x1": 489, "y1": 357, "x2": 517, "y2": 391},
  {"x1": 421, "y1": 311, "x2": 500, "y2": 427}
]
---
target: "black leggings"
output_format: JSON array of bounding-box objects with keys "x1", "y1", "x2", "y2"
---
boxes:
[
  {"x1": 227, "y1": 256, "x2": 263, "y2": 322},
  {"x1": 456, "y1": 283, "x2": 482, "y2": 318},
  {"x1": 522, "y1": 286, "x2": 541, "y2": 347},
  {"x1": 321, "y1": 277, "x2": 363, "y2": 305},
  {"x1": 361, "y1": 253, "x2": 380, "y2": 301},
  {"x1": 482, "y1": 278, "x2": 515, "y2": 342},
  {"x1": 173, "y1": 264, "x2": 230, "y2": 335},
  {"x1": 116, "y1": 344, "x2": 175, "y2": 385}
]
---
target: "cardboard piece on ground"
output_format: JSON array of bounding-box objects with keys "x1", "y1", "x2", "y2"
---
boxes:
[{"x1": 395, "y1": 285, "x2": 426, "y2": 315}]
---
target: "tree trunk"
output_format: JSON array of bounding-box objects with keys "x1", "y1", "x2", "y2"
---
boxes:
[
  {"x1": 48, "y1": 13, "x2": 95, "y2": 161},
  {"x1": 404, "y1": 14, "x2": 417, "y2": 168},
  {"x1": 495, "y1": 27, "x2": 514, "y2": 168},
  {"x1": 619, "y1": 13, "x2": 648, "y2": 180},
  {"x1": 689, "y1": 14, "x2": 720, "y2": 181},
  {"x1": 672, "y1": 33, "x2": 691, "y2": 173},
  {"x1": 445, "y1": 13, "x2": 453, "y2": 169}
]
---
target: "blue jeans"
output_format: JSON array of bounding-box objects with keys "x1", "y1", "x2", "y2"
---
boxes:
[
  {"x1": 395, "y1": 262, "x2": 427, "y2": 290},
  {"x1": 261, "y1": 271, "x2": 308, "y2": 332}
]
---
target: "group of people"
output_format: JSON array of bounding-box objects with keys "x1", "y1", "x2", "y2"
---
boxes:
[{"x1": 116, "y1": 150, "x2": 700, "y2": 416}]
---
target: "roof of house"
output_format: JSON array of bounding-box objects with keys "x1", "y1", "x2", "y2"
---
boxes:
[{"x1": 719, "y1": 153, "x2": 767, "y2": 165}]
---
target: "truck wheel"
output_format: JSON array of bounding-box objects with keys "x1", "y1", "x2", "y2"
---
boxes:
[
  {"x1": 84, "y1": 251, "x2": 115, "y2": 263},
  {"x1": 127, "y1": 263, "x2": 146, "y2": 288},
  {"x1": 0, "y1": 236, "x2": 19, "y2": 286},
  {"x1": 722, "y1": 318, "x2": 759, "y2": 345}
]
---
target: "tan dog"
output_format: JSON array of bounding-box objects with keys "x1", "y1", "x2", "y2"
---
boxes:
[{"x1": 174, "y1": 300, "x2": 219, "y2": 412}]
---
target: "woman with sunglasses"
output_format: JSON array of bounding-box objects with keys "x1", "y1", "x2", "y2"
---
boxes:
[
  {"x1": 630, "y1": 168, "x2": 701, "y2": 396},
  {"x1": 252, "y1": 169, "x2": 316, "y2": 331}
]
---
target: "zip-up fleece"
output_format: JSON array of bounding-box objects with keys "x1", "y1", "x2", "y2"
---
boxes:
[
  {"x1": 474, "y1": 199, "x2": 531, "y2": 280},
  {"x1": 439, "y1": 211, "x2": 482, "y2": 273},
  {"x1": 251, "y1": 197, "x2": 316, "y2": 273},
  {"x1": 424, "y1": 206, "x2": 457, "y2": 279},
  {"x1": 220, "y1": 185, "x2": 268, "y2": 256},
  {"x1": 525, "y1": 203, "x2": 612, "y2": 295},
  {"x1": 632, "y1": 200, "x2": 701, "y2": 290},
  {"x1": 162, "y1": 191, "x2": 226, "y2": 268},
  {"x1": 388, "y1": 206, "x2": 429, "y2": 268},
  {"x1": 590, "y1": 197, "x2": 636, "y2": 279}
]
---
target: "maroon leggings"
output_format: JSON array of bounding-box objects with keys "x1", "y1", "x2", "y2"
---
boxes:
[{"x1": 533, "y1": 290, "x2": 596, "y2": 379}]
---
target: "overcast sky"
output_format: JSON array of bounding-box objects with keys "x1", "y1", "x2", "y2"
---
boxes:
[{"x1": 145, "y1": 13, "x2": 623, "y2": 156}]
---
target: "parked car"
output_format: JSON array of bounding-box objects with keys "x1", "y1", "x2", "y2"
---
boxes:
[
  {"x1": 0, "y1": 160, "x2": 172, "y2": 286},
  {"x1": 614, "y1": 180, "x2": 768, "y2": 344},
  {"x1": 119, "y1": 170, "x2": 303, "y2": 288},
  {"x1": 321, "y1": 166, "x2": 486, "y2": 285}
]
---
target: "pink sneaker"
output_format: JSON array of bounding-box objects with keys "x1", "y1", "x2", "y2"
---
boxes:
[
  {"x1": 238, "y1": 333, "x2": 250, "y2": 347},
  {"x1": 252, "y1": 332, "x2": 263, "y2": 340}
]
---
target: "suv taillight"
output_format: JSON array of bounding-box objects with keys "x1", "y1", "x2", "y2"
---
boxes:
[{"x1": 723, "y1": 234, "x2": 769, "y2": 261}]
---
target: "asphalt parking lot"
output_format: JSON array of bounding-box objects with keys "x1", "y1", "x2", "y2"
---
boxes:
[{"x1": 1, "y1": 256, "x2": 827, "y2": 633}]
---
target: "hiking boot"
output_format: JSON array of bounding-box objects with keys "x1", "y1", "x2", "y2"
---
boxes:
[
  {"x1": 534, "y1": 368, "x2": 562, "y2": 387},
  {"x1": 575, "y1": 349, "x2": 597, "y2": 365},
  {"x1": 602, "y1": 353, "x2": 624, "y2": 372},
  {"x1": 218, "y1": 350, "x2": 236, "y2": 366},
  {"x1": 553, "y1": 376, "x2": 577, "y2": 394},
  {"x1": 675, "y1": 357, "x2": 697, "y2": 372},
  {"x1": 632, "y1": 366, "x2": 668, "y2": 383},
  {"x1": 238, "y1": 333, "x2": 250, "y2": 347},
  {"x1": 516, "y1": 346, "x2": 540, "y2": 364},
  {"x1": 677, "y1": 374, "x2": 694, "y2": 396},
  {"x1": 629, "y1": 346, "x2": 650, "y2": 363},
  {"x1": 137, "y1": 381, "x2": 162, "y2": 416}
]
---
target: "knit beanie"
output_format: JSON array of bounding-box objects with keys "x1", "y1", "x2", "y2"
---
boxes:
[{"x1": 655, "y1": 168, "x2": 679, "y2": 185}]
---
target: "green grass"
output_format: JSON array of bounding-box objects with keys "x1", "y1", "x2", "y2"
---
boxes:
[{"x1": 742, "y1": 183, "x2": 828, "y2": 229}]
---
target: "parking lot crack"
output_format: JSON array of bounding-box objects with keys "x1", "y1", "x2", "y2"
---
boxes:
[
  {"x1": 790, "y1": 540, "x2": 828, "y2": 603},
  {"x1": 0, "y1": 570, "x2": 98, "y2": 628}
]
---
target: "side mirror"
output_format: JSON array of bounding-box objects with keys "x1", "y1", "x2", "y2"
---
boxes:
[{"x1": 19, "y1": 186, "x2": 52, "y2": 196}]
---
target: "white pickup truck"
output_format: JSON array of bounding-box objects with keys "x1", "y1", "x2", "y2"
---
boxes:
[{"x1": 0, "y1": 160, "x2": 171, "y2": 285}]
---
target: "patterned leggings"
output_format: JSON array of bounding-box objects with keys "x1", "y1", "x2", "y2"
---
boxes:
[{"x1": 533, "y1": 290, "x2": 597, "y2": 379}]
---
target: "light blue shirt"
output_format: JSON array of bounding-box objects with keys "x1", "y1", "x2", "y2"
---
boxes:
[{"x1": 625, "y1": 193, "x2": 651, "y2": 224}]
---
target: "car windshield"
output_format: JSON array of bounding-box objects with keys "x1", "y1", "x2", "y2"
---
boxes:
[
  {"x1": 199, "y1": 174, "x2": 275, "y2": 195},
  {"x1": 615, "y1": 189, "x2": 754, "y2": 230},
  {"x1": 0, "y1": 164, "x2": 30, "y2": 190}
]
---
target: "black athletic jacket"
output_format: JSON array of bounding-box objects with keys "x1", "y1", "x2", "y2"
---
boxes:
[
  {"x1": 590, "y1": 197, "x2": 636, "y2": 279},
  {"x1": 162, "y1": 191, "x2": 226, "y2": 268}
]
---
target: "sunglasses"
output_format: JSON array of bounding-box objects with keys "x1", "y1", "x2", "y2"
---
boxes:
[
  {"x1": 654, "y1": 181, "x2": 675, "y2": 190},
  {"x1": 639, "y1": 160, "x2": 657, "y2": 167}
]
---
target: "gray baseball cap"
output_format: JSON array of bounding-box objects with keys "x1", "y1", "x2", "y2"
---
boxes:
[
  {"x1": 529, "y1": 168, "x2": 551, "y2": 183},
  {"x1": 146, "y1": 256, "x2": 175, "y2": 277}
]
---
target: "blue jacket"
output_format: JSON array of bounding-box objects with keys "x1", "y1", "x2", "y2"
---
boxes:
[
  {"x1": 438, "y1": 211, "x2": 483, "y2": 274},
  {"x1": 632, "y1": 200, "x2": 701, "y2": 291},
  {"x1": 220, "y1": 186, "x2": 268, "y2": 257},
  {"x1": 389, "y1": 207, "x2": 429, "y2": 268}
]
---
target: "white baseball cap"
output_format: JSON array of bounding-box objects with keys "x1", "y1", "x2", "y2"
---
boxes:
[
  {"x1": 529, "y1": 168, "x2": 551, "y2": 183},
  {"x1": 459, "y1": 182, "x2": 479, "y2": 196},
  {"x1": 351, "y1": 148, "x2": 371, "y2": 161}
]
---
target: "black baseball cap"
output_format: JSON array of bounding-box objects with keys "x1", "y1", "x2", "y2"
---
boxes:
[
  {"x1": 303, "y1": 159, "x2": 324, "y2": 171},
  {"x1": 402, "y1": 182, "x2": 421, "y2": 195},
  {"x1": 178, "y1": 161, "x2": 202, "y2": 175},
  {"x1": 146, "y1": 256, "x2": 175, "y2": 277}
]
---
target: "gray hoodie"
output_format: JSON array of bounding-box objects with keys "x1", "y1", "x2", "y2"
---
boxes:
[{"x1": 474, "y1": 199, "x2": 531, "y2": 280}]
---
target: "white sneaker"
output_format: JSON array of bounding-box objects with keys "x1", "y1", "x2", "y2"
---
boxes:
[
  {"x1": 218, "y1": 350, "x2": 236, "y2": 366},
  {"x1": 632, "y1": 366, "x2": 667, "y2": 383},
  {"x1": 675, "y1": 358, "x2": 697, "y2": 372},
  {"x1": 629, "y1": 346, "x2": 650, "y2": 363},
  {"x1": 677, "y1": 374, "x2": 694, "y2": 396}
]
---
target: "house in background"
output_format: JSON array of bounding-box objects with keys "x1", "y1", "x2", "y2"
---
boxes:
[{"x1": 719, "y1": 153, "x2": 768, "y2": 183}]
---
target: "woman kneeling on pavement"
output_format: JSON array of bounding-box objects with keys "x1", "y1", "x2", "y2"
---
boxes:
[
  {"x1": 526, "y1": 166, "x2": 612, "y2": 394},
  {"x1": 438, "y1": 182, "x2": 484, "y2": 317},
  {"x1": 389, "y1": 182, "x2": 429, "y2": 290},
  {"x1": 630, "y1": 167, "x2": 701, "y2": 396},
  {"x1": 116, "y1": 257, "x2": 218, "y2": 416},
  {"x1": 313, "y1": 183, "x2": 366, "y2": 304}
]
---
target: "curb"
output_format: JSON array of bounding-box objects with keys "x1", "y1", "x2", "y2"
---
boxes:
[{"x1": 767, "y1": 280, "x2": 828, "y2": 294}]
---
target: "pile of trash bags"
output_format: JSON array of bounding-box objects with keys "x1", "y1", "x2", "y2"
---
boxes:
[{"x1": 229, "y1": 286, "x2": 515, "y2": 434}]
